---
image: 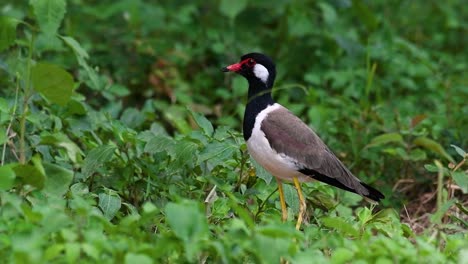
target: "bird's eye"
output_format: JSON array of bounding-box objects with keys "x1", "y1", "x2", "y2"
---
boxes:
[{"x1": 246, "y1": 58, "x2": 255, "y2": 67}]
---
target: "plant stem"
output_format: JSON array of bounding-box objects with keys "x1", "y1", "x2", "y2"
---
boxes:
[{"x1": 18, "y1": 32, "x2": 35, "y2": 164}]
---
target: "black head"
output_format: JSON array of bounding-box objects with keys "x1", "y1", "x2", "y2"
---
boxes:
[{"x1": 222, "y1": 53, "x2": 276, "y2": 88}]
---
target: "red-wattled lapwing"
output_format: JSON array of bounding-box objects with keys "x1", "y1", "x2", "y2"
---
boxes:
[{"x1": 222, "y1": 53, "x2": 384, "y2": 229}]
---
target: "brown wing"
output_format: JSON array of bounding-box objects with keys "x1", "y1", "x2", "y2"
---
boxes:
[{"x1": 261, "y1": 106, "x2": 384, "y2": 201}]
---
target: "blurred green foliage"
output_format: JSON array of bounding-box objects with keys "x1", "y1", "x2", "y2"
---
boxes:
[{"x1": 0, "y1": 0, "x2": 467, "y2": 263}]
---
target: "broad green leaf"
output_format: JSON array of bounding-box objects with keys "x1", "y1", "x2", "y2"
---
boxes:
[
  {"x1": 60, "y1": 36, "x2": 89, "y2": 59},
  {"x1": 36, "y1": 32, "x2": 63, "y2": 51},
  {"x1": 369, "y1": 208, "x2": 398, "y2": 224},
  {"x1": 144, "y1": 135, "x2": 175, "y2": 154},
  {"x1": 330, "y1": 247, "x2": 354, "y2": 264},
  {"x1": 63, "y1": 36, "x2": 101, "y2": 90},
  {"x1": 31, "y1": 0, "x2": 66, "y2": 36},
  {"x1": 70, "y1": 182, "x2": 89, "y2": 196},
  {"x1": 165, "y1": 201, "x2": 208, "y2": 241},
  {"x1": 219, "y1": 0, "x2": 247, "y2": 20},
  {"x1": 66, "y1": 99, "x2": 87, "y2": 115},
  {"x1": 31, "y1": 63, "x2": 74, "y2": 106},
  {"x1": 65, "y1": 242, "x2": 80, "y2": 263},
  {"x1": 163, "y1": 106, "x2": 191, "y2": 134},
  {"x1": 98, "y1": 193, "x2": 121, "y2": 220},
  {"x1": 413, "y1": 137, "x2": 454, "y2": 163},
  {"x1": 0, "y1": 16, "x2": 19, "y2": 52},
  {"x1": 451, "y1": 144, "x2": 466, "y2": 158},
  {"x1": 251, "y1": 157, "x2": 272, "y2": 184},
  {"x1": 308, "y1": 190, "x2": 337, "y2": 211},
  {"x1": 0, "y1": 165, "x2": 16, "y2": 191},
  {"x1": 430, "y1": 199, "x2": 455, "y2": 224},
  {"x1": 367, "y1": 132, "x2": 404, "y2": 147},
  {"x1": 252, "y1": 232, "x2": 291, "y2": 264},
  {"x1": 283, "y1": 183, "x2": 299, "y2": 214},
  {"x1": 189, "y1": 110, "x2": 213, "y2": 136},
  {"x1": 82, "y1": 145, "x2": 116, "y2": 178},
  {"x1": 44, "y1": 244, "x2": 65, "y2": 261},
  {"x1": 120, "y1": 108, "x2": 145, "y2": 128},
  {"x1": 81, "y1": 243, "x2": 99, "y2": 260},
  {"x1": 165, "y1": 201, "x2": 208, "y2": 260},
  {"x1": 40, "y1": 133, "x2": 84, "y2": 163},
  {"x1": 13, "y1": 164, "x2": 46, "y2": 189},
  {"x1": 125, "y1": 253, "x2": 153, "y2": 264},
  {"x1": 321, "y1": 217, "x2": 359, "y2": 237},
  {"x1": 199, "y1": 141, "x2": 237, "y2": 166},
  {"x1": 452, "y1": 171, "x2": 467, "y2": 194},
  {"x1": 43, "y1": 162, "x2": 74, "y2": 196},
  {"x1": 172, "y1": 139, "x2": 199, "y2": 168}
]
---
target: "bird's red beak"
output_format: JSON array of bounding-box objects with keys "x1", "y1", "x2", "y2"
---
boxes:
[{"x1": 221, "y1": 62, "x2": 242, "y2": 72}]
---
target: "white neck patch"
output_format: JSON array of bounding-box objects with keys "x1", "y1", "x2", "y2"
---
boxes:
[{"x1": 253, "y1": 64, "x2": 269, "y2": 84}]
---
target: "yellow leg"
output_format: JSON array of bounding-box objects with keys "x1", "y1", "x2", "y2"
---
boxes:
[
  {"x1": 293, "y1": 177, "x2": 306, "y2": 230},
  {"x1": 276, "y1": 178, "x2": 288, "y2": 222}
]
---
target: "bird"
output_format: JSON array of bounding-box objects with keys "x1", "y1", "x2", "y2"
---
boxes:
[{"x1": 222, "y1": 52, "x2": 384, "y2": 230}]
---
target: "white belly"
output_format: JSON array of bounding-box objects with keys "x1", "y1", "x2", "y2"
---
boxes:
[{"x1": 247, "y1": 104, "x2": 311, "y2": 182}]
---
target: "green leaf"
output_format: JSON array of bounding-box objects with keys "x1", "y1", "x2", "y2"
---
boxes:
[
  {"x1": 283, "y1": 183, "x2": 299, "y2": 214},
  {"x1": 0, "y1": 165, "x2": 16, "y2": 191},
  {"x1": 318, "y1": 2, "x2": 337, "y2": 25},
  {"x1": 65, "y1": 242, "x2": 80, "y2": 263},
  {"x1": 143, "y1": 135, "x2": 175, "y2": 154},
  {"x1": 125, "y1": 253, "x2": 153, "y2": 264},
  {"x1": 413, "y1": 137, "x2": 454, "y2": 163},
  {"x1": 98, "y1": 193, "x2": 122, "y2": 220},
  {"x1": 165, "y1": 201, "x2": 208, "y2": 241},
  {"x1": 172, "y1": 139, "x2": 199, "y2": 168},
  {"x1": 13, "y1": 164, "x2": 46, "y2": 189},
  {"x1": 0, "y1": 16, "x2": 19, "y2": 52},
  {"x1": 251, "y1": 157, "x2": 272, "y2": 184},
  {"x1": 60, "y1": 35, "x2": 89, "y2": 59},
  {"x1": 165, "y1": 201, "x2": 208, "y2": 260},
  {"x1": 189, "y1": 110, "x2": 213, "y2": 136},
  {"x1": 219, "y1": 0, "x2": 247, "y2": 20},
  {"x1": 62, "y1": 36, "x2": 101, "y2": 90},
  {"x1": 308, "y1": 190, "x2": 337, "y2": 211},
  {"x1": 409, "y1": 148, "x2": 427, "y2": 161},
  {"x1": 450, "y1": 144, "x2": 466, "y2": 158},
  {"x1": 43, "y1": 162, "x2": 74, "y2": 196},
  {"x1": 31, "y1": 63, "x2": 74, "y2": 106},
  {"x1": 164, "y1": 106, "x2": 192, "y2": 134},
  {"x1": 40, "y1": 133, "x2": 84, "y2": 163},
  {"x1": 452, "y1": 171, "x2": 467, "y2": 194},
  {"x1": 330, "y1": 247, "x2": 354, "y2": 264},
  {"x1": 367, "y1": 132, "x2": 404, "y2": 148},
  {"x1": 321, "y1": 217, "x2": 359, "y2": 237},
  {"x1": 424, "y1": 164, "x2": 439, "y2": 172},
  {"x1": 82, "y1": 145, "x2": 116, "y2": 178},
  {"x1": 252, "y1": 232, "x2": 291, "y2": 264},
  {"x1": 31, "y1": 0, "x2": 66, "y2": 36},
  {"x1": 430, "y1": 199, "x2": 455, "y2": 224},
  {"x1": 199, "y1": 141, "x2": 237, "y2": 167}
]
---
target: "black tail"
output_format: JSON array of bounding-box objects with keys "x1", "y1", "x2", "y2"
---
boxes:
[
  {"x1": 299, "y1": 168, "x2": 385, "y2": 202},
  {"x1": 359, "y1": 181, "x2": 385, "y2": 202}
]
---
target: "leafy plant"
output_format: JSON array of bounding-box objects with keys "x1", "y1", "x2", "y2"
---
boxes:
[{"x1": 0, "y1": 0, "x2": 467, "y2": 263}]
